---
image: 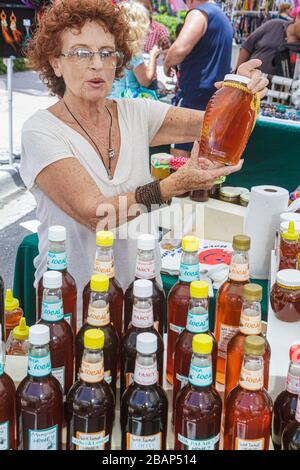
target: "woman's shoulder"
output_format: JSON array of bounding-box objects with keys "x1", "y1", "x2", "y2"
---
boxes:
[{"x1": 22, "y1": 109, "x2": 59, "y2": 134}]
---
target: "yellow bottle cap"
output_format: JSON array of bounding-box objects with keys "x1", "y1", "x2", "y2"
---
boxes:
[
  {"x1": 96, "y1": 231, "x2": 114, "y2": 247},
  {"x1": 282, "y1": 221, "x2": 299, "y2": 241},
  {"x1": 84, "y1": 329, "x2": 104, "y2": 350},
  {"x1": 182, "y1": 236, "x2": 200, "y2": 252},
  {"x1": 90, "y1": 274, "x2": 109, "y2": 293},
  {"x1": 192, "y1": 334, "x2": 213, "y2": 355},
  {"x1": 13, "y1": 317, "x2": 29, "y2": 341},
  {"x1": 5, "y1": 289, "x2": 20, "y2": 312},
  {"x1": 190, "y1": 281, "x2": 209, "y2": 299}
]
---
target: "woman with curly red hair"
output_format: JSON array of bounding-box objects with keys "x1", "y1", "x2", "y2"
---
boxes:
[{"x1": 20, "y1": 0, "x2": 268, "y2": 328}]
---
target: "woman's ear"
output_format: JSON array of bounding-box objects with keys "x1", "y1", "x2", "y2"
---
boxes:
[{"x1": 50, "y1": 56, "x2": 62, "y2": 78}]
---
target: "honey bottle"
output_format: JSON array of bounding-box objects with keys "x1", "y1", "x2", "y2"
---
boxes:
[
  {"x1": 6, "y1": 317, "x2": 30, "y2": 356},
  {"x1": 272, "y1": 342, "x2": 300, "y2": 450},
  {"x1": 223, "y1": 336, "x2": 273, "y2": 450},
  {"x1": 76, "y1": 274, "x2": 119, "y2": 397},
  {"x1": 279, "y1": 221, "x2": 300, "y2": 271},
  {"x1": 124, "y1": 234, "x2": 165, "y2": 337},
  {"x1": 174, "y1": 334, "x2": 222, "y2": 450},
  {"x1": 37, "y1": 226, "x2": 77, "y2": 333},
  {"x1": 0, "y1": 328, "x2": 16, "y2": 450},
  {"x1": 82, "y1": 231, "x2": 123, "y2": 339},
  {"x1": 67, "y1": 329, "x2": 115, "y2": 450},
  {"x1": 0, "y1": 276, "x2": 4, "y2": 341},
  {"x1": 224, "y1": 284, "x2": 271, "y2": 401},
  {"x1": 173, "y1": 281, "x2": 217, "y2": 419},
  {"x1": 120, "y1": 279, "x2": 164, "y2": 398},
  {"x1": 214, "y1": 234, "x2": 251, "y2": 386},
  {"x1": 282, "y1": 394, "x2": 300, "y2": 450},
  {"x1": 120, "y1": 332, "x2": 168, "y2": 450},
  {"x1": 4, "y1": 289, "x2": 23, "y2": 342},
  {"x1": 167, "y1": 236, "x2": 200, "y2": 385}
]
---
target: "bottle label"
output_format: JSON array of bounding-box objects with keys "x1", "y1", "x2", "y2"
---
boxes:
[
  {"x1": 80, "y1": 360, "x2": 104, "y2": 383},
  {"x1": 135, "y1": 259, "x2": 156, "y2": 280},
  {"x1": 87, "y1": 304, "x2": 110, "y2": 326},
  {"x1": 189, "y1": 364, "x2": 212, "y2": 387},
  {"x1": 47, "y1": 251, "x2": 67, "y2": 271},
  {"x1": 296, "y1": 397, "x2": 300, "y2": 423},
  {"x1": 95, "y1": 260, "x2": 115, "y2": 279},
  {"x1": 235, "y1": 437, "x2": 265, "y2": 450},
  {"x1": 104, "y1": 370, "x2": 112, "y2": 384},
  {"x1": 41, "y1": 300, "x2": 64, "y2": 322},
  {"x1": 186, "y1": 309, "x2": 209, "y2": 333},
  {"x1": 134, "y1": 361, "x2": 157, "y2": 386},
  {"x1": 132, "y1": 305, "x2": 153, "y2": 328},
  {"x1": 286, "y1": 372, "x2": 300, "y2": 395},
  {"x1": 179, "y1": 263, "x2": 199, "y2": 283},
  {"x1": 126, "y1": 432, "x2": 162, "y2": 450},
  {"x1": 170, "y1": 323, "x2": 185, "y2": 335},
  {"x1": 0, "y1": 421, "x2": 9, "y2": 450},
  {"x1": 176, "y1": 373, "x2": 189, "y2": 389},
  {"x1": 52, "y1": 366, "x2": 65, "y2": 391},
  {"x1": 229, "y1": 262, "x2": 249, "y2": 282},
  {"x1": 72, "y1": 430, "x2": 109, "y2": 450},
  {"x1": 240, "y1": 366, "x2": 263, "y2": 391},
  {"x1": 178, "y1": 433, "x2": 220, "y2": 450},
  {"x1": 218, "y1": 324, "x2": 239, "y2": 359},
  {"x1": 28, "y1": 353, "x2": 51, "y2": 377},
  {"x1": 239, "y1": 309, "x2": 261, "y2": 335},
  {"x1": 126, "y1": 372, "x2": 134, "y2": 388},
  {"x1": 64, "y1": 313, "x2": 72, "y2": 327},
  {"x1": 0, "y1": 363, "x2": 3, "y2": 375},
  {"x1": 28, "y1": 425, "x2": 59, "y2": 450}
]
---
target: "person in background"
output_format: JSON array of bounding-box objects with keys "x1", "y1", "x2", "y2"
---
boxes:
[
  {"x1": 279, "y1": 3, "x2": 292, "y2": 20},
  {"x1": 163, "y1": 0, "x2": 233, "y2": 157},
  {"x1": 138, "y1": 0, "x2": 171, "y2": 54},
  {"x1": 236, "y1": 11, "x2": 300, "y2": 76},
  {"x1": 109, "y1": 0, "x2": 160, "y2": 98}
]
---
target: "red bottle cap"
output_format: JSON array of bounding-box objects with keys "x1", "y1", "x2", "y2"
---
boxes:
[{"x1": 290, "y1": 343, "x2": 300, "y2": 362}]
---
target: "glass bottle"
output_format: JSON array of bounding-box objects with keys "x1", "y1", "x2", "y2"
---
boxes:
[
  {"x1": 124, "y1": 234, "x2": 165, "y2": 337},
  {"x1": 6, "y1": 317, "x2": 30, "y2": 356},
  {"x1": 214, "y1": 234, "x2": 251, "y2": 386},
  {"x1": 0, "y1": 276, "x2": 4, "y2": 342},
  {"x1": 167, "y1": 236, "x2": 200, "y2": 385},
  {"x1": 223, "y1": 336, "x2": 273, "y2": 450},
  {"x1": 121, "y1": 332, "x2": 168, "y2": 450},
  {"x1": 282, "y1": 394, "x2": 300, "y2": 450},
  {"x1": 174, "y1": 334, "x2": 222, "y2": 450},
  {"x1": 120, "y1": 279, "x2": 164, "y2": 398},
  {"x1": 279, "y1": 221, "x2": 300, "y2": 271},
  {"x1": 173, "y1": 281, "x2": 218, "y2": 419},
  {"x1": 37, "y1": 226, "x2": 77, "y2": 333},
  {"x1": 4, "y1": 289, "x2": 23, "y2": 342},
  {"x1": 16, "y1": 324, "x2": 63, "y2": 450},
  {"x1": 76, "y1": 274, "x2": 119, "y2": 397},
  {"x1": 270, "y1": 269, "x2": 300, "y2": 323},
  {"x1": 224, "y1": 284, "x2": 271, "y2": 401},
  {"x1": 82, "y1": 231, "x2": 123, "y2": 339},
  {"x1": 38, "y1": 271, "x2": 74, "y2": 398},
  {"x1": 67, "y1": 329, "x2": 115, "y2": 450},
  {"x1": 272, "y1": 342, "x2": 300, "y2": 450},
  {"x1": 0, "y1": 328, "x2": 16, "y2": 450}
]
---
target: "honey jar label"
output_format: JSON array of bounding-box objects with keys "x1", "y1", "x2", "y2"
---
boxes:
[
  {"x1": 178, "y1": 432, "x2": 220, "y2": 450},
  {"x1": 132, "y1": 305, "x2": 153, "y2": 328},
  {"x1": 28, "y1": 353, "x2": 51, "y2": 377},
  {"x1": 179, "y1": 263, "x2": 199, "y2": 283},
  {"x1": 95, "y1": 260, "x2": 115, "y2": 279},
  {"x1": 176, "y1": 373, "x2": 189, "y2": 389},
  {"x1": 218, "y1": 324, "x2": 239, "y2": 359},
  {"x1": 239, "y1": 366, "x2": 263, "y2": 391},
  {"x1": 87, "y1": 304, "x2": 110, "y2": 326},
  {"x1": 80, "y1": 360, "x2": 104, "y2": 383},
  {"x1": 187, "y1": 309, "x2": 209, "y2": 333},
  {"x1": 28, "y1": 424, "x2": 58, "y2": 450},
  {"x1": 126, "y1": 372, "x2": 134, "y2": 388},
  {"x1": 41, "y1": 300, "x2": 64, "y2": 322},
  {"x1": 0, "y1": 421, "x2": 9, "y2": 450},
  {"x1": 135, "y1": 259, "x2": 156, "y2": 279},
  {"x1": 170, "y1": 323, "x2": 185, "y2": 335},
  {"x1": 104, "y1": 370, "x2": 112, "y2": 384},
  {"x1": 72, "y1": 430, "x2": 109, "y2": 450},
  {"x1": 47, "y1": 251, "x2": 67, "y2": 271},
  {"x1": 0, "y1": 363, "x2": 4, "y2": 375},
  {"x1": 126, "y1": 432, "x2": 162, "y2": 450},
  {"x1": 235, "y1": 437, "x2": 265, "y2": 450},
  {"x1": 189, "y1": 364, "x2": 212, "y2": 387},
  {"x1": 239, "y1": 309, "x2": 262, "y2": 335},
  {"x1": 134, "y1": 361, "x2": 157, "y2": 386},
  {"x1": 296, "y1": 397, "x2": 300, "y2": 423},
  {"x1": 52, "y1": 366, "x2": 65, "y2": 392},
  {"x1": 286, "y1": 372, "x2": 300, "y2": 394},
  {"x1": 229, "y1": 263, "x2": 249, "y2": 282}
]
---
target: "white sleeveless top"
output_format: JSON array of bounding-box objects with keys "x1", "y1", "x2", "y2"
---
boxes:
[{"x1": 20, "y1": 98, "x2": 171, "y2": 327}]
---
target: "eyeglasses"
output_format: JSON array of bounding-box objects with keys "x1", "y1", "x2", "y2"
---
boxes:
[{"x1": 60, "y1": 48, "x2": 124, "y2": 68}]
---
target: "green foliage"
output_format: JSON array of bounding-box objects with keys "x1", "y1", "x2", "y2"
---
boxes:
[
  {"x1": 0, "y1": 59, "x2": 7, "y2": 75},
  {"x1": 153, "y1": 11, "x2": 186, "y2": 42},
  {"x1": 0, "y1": 58, "x2": 29, "y2": 74}
]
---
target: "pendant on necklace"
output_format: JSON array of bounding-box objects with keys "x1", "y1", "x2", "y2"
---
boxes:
[
  {"x1": 108, "y1": 148, "x2": 116, "y2": 160},
  {"x1": 108, "y1": 175, "x2": 113, "y2": 180}
]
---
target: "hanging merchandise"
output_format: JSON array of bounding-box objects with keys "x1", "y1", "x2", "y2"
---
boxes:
[{"x1": 0, "y1": 6, "x2": 36, "y2": 58}]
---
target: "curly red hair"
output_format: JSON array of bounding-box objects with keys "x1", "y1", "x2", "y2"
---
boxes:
[{"x1": 26, "y1": 0, "x2": 133, "y2": 97}]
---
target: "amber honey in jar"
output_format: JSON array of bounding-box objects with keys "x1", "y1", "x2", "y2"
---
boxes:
[
  {"x1": 270, "y1": 270, "x2": 300, "y2": 322},
  {"x1": 151, "y1": 154, "x2": 172, "y2": 181},
  {"x1": 200, "y1": 74, "x2": 259, "y2": 166}
]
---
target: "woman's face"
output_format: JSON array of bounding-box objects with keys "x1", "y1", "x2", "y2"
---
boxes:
[{"x1": 51, "y1": 21, "x2": 117, "y2": 100}]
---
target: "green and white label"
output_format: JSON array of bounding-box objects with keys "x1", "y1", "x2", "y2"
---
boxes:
[
  {"x1": 179, "y1": 263, "x2": 199, "y2": 283},
  {"x1": 0, "y1": 363, "x2": 4, "y2": 375},
  {"x1": 0, "y1": 421, "x2": 9, "y2": 450},
  {"x1": 170, "y1": 323, "x2": 185, "y2": 335},
  {"x1": 52, "y1": 366, "x2": 65, "y2": 391},
  {"x1": 176, "y1": 373, "x2": 189, "y2": 389},
  {"x1": 28, "y1": 425, "x2": 58, "y2": 450},
  {"x1": 178, "y1": 433, "x2": 220, "y2": 450},
  {"x1": 47, "y1": 252, "x2": 67, "y2": 271},
  {"x1": 28, "y1": 353, "x2": 51, "y2": 377},
  {"x1": 42, "y1": 300, "x2": 64, "y2": 322},
  {"x1": 189, "y1": 364, "x2": 212, "y2": 387},
  {"x1": 187, "y1": 309, "x2": 209, "y2": 333}
]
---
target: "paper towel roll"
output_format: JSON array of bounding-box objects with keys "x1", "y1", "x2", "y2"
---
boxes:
[{"x1": 244, "y1": 185, "x2": 289, "y2": 279}]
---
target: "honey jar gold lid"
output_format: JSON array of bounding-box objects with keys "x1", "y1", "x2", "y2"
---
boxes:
[
  {"x1": 243, "y1": 283, "x2": 263, "y2": 302},
  {"x1": 244, "y1": 336, "x2": 265, "y2": 356},
  {"x1": 232, "y1": 235, "x2": 251, "y2": 251},
  {"x1": 220, "y1": 186, "x2": 242, "y2": 198},
  {"x1": 276, "y1": 269, "x2": 300, "y2": 288}
]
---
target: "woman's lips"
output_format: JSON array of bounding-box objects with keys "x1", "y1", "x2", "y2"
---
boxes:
[{"x1": 86, "y1": 79, "x2": 105, "y2": 88}]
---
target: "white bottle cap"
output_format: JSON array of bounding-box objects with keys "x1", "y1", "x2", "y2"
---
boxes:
[
  {"x1": 137, "y1": 234, "x2": 156, "y2": 251},
  {"x1": 224, "y1": 74, "x2": 251, "y2": 85},
  {"x1": 280, "y1": 212, "x2": 300, "y2": 224},
  {"x1": 136, "y1": 332, "x2": 157, "y2": 355},
  {"x1": 276, "y1": 269, "x2": 300, "y2": 288},
  {"x1": 280, "y1": 221, "x2": 300, "y2": 234},
  {"x1": 43, "y1": 271, "x2": 62, "y2": 289},
  {"x1": 133, "y1": 279, "x2": 153, "y2": 298},
  {"x1": 29, "y1": 324, "x2": 50, "y2": 345},
  {"x1": 48, "y1": 225, "x2": 66, "y2": 242}
]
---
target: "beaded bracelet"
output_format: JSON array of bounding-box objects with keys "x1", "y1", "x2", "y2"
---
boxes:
[{"x1": 135, "y1": 180, "x2": 172, "y2": 213}]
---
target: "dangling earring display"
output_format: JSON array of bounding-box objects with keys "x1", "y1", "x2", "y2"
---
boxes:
[
  {"x1": 1, "y1": 10, "x2": 16, "y2": 51},
  {"x1": 10, "y1": 11, "x2": 22, "y2": 45}
]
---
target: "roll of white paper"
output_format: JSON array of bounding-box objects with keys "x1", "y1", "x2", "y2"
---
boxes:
[{"x1": 244, "y1": 185, "x2": 289, "y2": 279}]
